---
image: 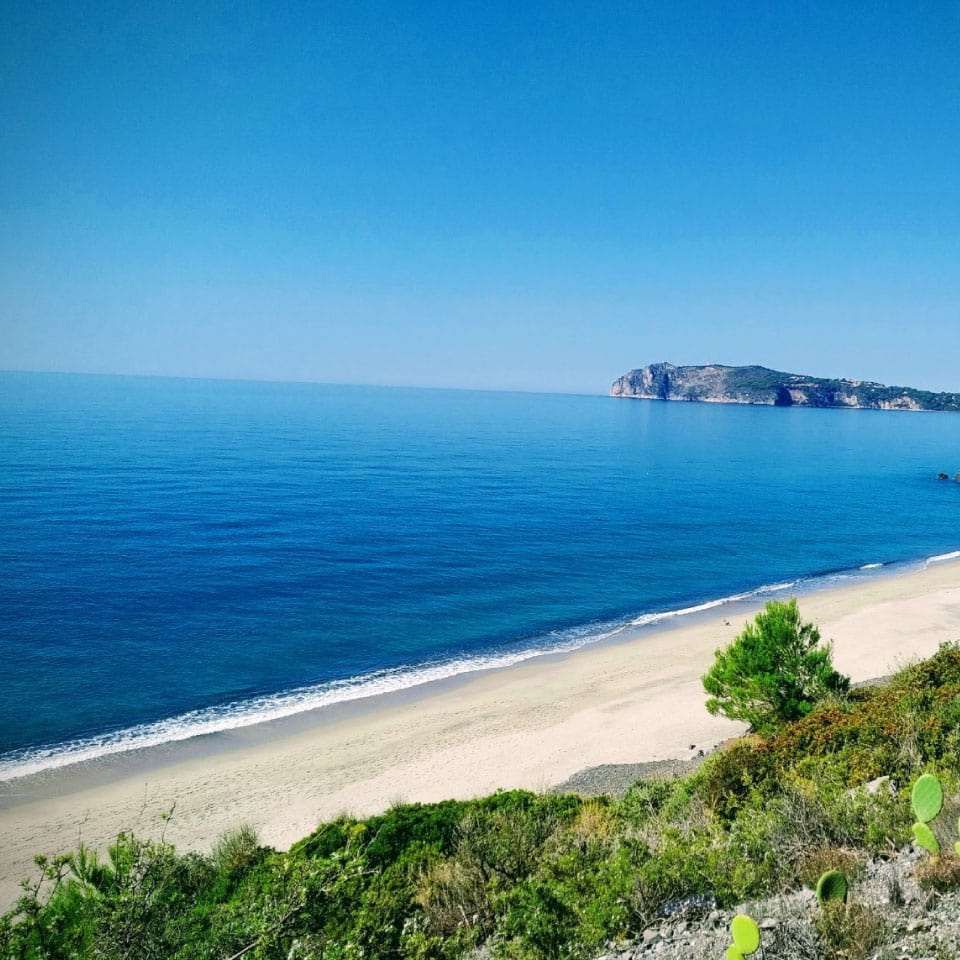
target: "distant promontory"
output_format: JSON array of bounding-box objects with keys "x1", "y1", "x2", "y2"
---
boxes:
[{"x1": 610, "y1": 363, "x2": 960, "y2": 412}]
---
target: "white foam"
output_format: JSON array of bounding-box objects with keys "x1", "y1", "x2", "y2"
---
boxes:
[
  {"x1": 629, "y1": 580, "x2": 799, "y2": 627},
  {"x1": 0, "y1": 559, "x2": 934, "y2": 782},
  {"x1": 754, "y1": 580, "x2": 800, "y2": 593},
  {"x1": 0, "y1": 626, "x2": 629, "y2": 782},
  {"x1": 0, "y1": 579, "x2": 772, "y2": 781},
  {"x1": 860, "y1": 563, "x2": 885, "y2": 570},
  {"x1": 926, "y1": 550, "x2": 960, "y2": 566}
]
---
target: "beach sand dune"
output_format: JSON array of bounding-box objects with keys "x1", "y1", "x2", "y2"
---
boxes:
[{"x1": 2, "y1": 560, "x2": 960, "y2": 907}]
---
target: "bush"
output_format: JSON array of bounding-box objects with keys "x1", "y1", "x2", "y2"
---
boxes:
[
  {"x1": 212, "y1": 824, "x2": 261, "y2": 875},
  {"x1": 702, "y1": 599, "x2": 850, "y2": 733},
  {"x1": 495, "y1": 880, "x2": 580, "y2": 960}
]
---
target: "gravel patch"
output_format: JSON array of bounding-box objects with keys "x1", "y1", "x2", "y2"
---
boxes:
[
  {"x1": 551, "y1": 760, "x2": 703, "y2": 798},
  {"x1": 551, "y1": 741, "x2": 737, "y2": 798}
]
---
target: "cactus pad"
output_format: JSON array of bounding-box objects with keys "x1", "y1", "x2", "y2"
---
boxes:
[
  {"x1": 816, "y1": 869, "x2": 849, "y2": 904},
  {"x1": 913, "y1": 821, "x2": 940, "y2": 855},
  {"x1": 730, "y1": 914, "x2": 761, "y2": 954},
  {"x1": 912, "y1": 774, "x2": 944, "y2": 823},
  {"x1": 725, "y1": 947, "x2": 745, "y2": 960}
]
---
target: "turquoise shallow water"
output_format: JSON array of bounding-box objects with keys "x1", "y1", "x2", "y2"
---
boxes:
[{"x1": 1, "y1": 371, "x2": 959, "y2": 777}]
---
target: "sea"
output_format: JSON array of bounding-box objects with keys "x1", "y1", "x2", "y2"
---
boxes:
[{"x1": 2, "y1": 371, "x2": 959, "y2": 780}]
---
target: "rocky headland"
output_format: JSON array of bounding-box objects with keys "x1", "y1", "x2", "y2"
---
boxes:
[{"x1": 611, "y1": 363, "x2": 960, "y2": 412}]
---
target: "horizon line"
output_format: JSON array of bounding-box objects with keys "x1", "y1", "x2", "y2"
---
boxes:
[{"x1": 0, "y1": 367, "x2": 608, "y2": 400}]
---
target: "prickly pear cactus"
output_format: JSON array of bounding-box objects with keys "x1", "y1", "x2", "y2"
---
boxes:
[
  {"x1": 913, "y1": 820, "x2": 941, "y2": 856},
  {"x1": 816, "y1": 869, "x2": 849, "y2": 904},
  {"x1": 912, "y1": 774, "x2": 944, "y2": 823},
  {"x1": 725, "y1": 946, "x2": 745, "y2": 960},
  {"x1": 730, "y1": 914, "x2": 761, "y2": 955}
]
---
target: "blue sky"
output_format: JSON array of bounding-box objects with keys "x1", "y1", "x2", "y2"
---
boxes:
[{"x1": 2, "y1": 0, "x2": 958, "y2": 394}]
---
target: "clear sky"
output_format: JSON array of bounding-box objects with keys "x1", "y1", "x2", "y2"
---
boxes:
[{"x1": 2, "y1": 0, "x2": 959, "y2": 394}]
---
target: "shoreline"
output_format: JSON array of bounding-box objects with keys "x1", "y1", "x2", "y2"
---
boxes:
[
  {"x1": 2, "y1": 557, "x2": 960, "y2": 907},
  {"x1": 1, "y1": 553, "x2": 945, "y2": 786}
]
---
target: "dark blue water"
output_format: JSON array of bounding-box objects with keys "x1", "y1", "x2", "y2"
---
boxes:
[{"x1": 2, "y1": 371, "x2": 960, "y2": 777}]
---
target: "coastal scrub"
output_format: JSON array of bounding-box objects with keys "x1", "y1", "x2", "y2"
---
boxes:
[{"x1": 8, "y1": 644, "x2": 960, "y2": 959}]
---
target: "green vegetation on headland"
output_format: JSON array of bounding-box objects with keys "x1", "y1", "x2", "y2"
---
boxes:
[
  {"x1": 610, "y1": 362, "x2": 960, "y2": 411},
  {"x1": 6, "y1": 605, "x2": 960, "y2": 960}
]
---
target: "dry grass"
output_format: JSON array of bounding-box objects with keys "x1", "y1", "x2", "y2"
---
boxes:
[
  {"x1": 797, "y1": 845, "x2": 866, "y2": 890},
  {"x1": 916, "y1": 853, "x2": 960, "y2": 892},
  {"x1": 568, "y1": 799, "x2": 618, "y2": 843},
  {"x1": 414, "y1": 858, "x2": 491, "y2": 939},
  {"x1": 211, "y1": 823, "x2": 260, "y2": 874},
  {"x1": 815, "y1": 901, "x2": 888, "y2": 960}
]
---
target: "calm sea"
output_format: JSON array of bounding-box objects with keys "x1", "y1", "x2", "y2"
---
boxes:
[{"x1": 2, "y1": 371, "x2": 959, "y2": 778}]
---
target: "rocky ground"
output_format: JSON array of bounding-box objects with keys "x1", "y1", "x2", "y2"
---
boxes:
[
  {"x1": 550, "y1": 758, "x2": 706, "y2": 798},
  {"x1": 591, "y1": 846, "x2": 960, "y2": 960}
]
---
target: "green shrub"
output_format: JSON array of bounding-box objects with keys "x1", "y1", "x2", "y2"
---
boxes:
[
  {"x1": 702, "y1": 599, "x2": 850, "y2": 734},
  {"x1": 618, "y1": 778, "x2": 679, "y2": 826},
  {"x1": 212, "y1": 823, "x2": 261, "y2": 875},
  {"x1": 495, "y1": 880, "x2": 580, "y2": 960}
]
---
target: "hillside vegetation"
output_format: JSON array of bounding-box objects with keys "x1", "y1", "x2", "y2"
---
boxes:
[
  {"x1": 5, "y1": 625, "x2": 960, "y2": 959},
  {"x1": 610, "y1": 362, "x2": 960, "y2": 411}
]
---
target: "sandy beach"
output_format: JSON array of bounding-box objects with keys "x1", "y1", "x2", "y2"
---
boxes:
[{"x1": 2, "y1": 558, "x2": 960, "y2": 907}]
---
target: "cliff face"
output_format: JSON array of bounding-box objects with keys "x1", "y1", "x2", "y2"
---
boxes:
[{"x1": 610, "y1": 363, "x2": 960, "y2": 412}]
